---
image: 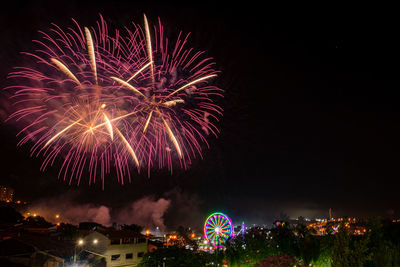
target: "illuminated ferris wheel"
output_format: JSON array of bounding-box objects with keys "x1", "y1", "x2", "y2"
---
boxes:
[{"x1": 204, "y1": 212, "x2": 234, "y2": 247}]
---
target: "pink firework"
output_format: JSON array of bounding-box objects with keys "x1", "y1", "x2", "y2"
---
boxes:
[{"x1": 5, "y1": 14, "x2": 223, "y2": 186}]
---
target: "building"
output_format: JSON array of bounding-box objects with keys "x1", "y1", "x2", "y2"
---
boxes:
[
  {"x1": 0, "y1": 185, "x2": 14, "y2": 202},
  {"x1": 0, "y1": 232, "x2": 74, "y2": 266},
  {"x1": 79, "y1": 229, "x2": 148, "y2": 266}
]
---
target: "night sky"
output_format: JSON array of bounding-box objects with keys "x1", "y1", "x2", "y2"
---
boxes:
[{"x1": 1, "y1": 2, "x2": 400, "y2": 229}]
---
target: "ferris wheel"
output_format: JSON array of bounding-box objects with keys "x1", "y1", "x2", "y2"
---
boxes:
[{"x1": 204, "y1": 212, "x2": 234, "y2": 247}]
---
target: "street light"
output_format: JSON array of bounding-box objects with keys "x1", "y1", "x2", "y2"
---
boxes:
[
  {"x1": 74, "y1": 239, "x2": 84, "y2": 265},
  {"x1": 73, "y1": 238, "x2": 103, "y2": 265}
]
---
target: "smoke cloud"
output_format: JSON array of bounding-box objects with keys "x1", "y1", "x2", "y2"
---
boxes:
[
  {"x1": 25, "y1": 190, "x2": 201, "y2": 231},
  {"x1": 114, "y1": 196, "x2": 171, "y2": 231},
  {"x1": 27, "y1": 192, "x2": 112, "y2": 226}
]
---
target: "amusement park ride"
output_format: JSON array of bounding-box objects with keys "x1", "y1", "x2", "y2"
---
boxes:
[{"x1": 203, "y1": 212, "x2": 245, "y2": 248}]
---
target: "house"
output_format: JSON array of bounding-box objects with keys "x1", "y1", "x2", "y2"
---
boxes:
[
  {"x1": 79, "y1": 229, "x2": 148, "y2": 267},
  {"x1": 0, "y1": 233, "x2": 74, "y2": 266}
]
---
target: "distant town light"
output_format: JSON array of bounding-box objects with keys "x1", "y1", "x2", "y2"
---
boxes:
[
  {"x1": 93, "y1": 239, "x2": 98, "y2": 244},
  {"x1": 78, "y1": 239, "x2": 84, "y2": 245}
]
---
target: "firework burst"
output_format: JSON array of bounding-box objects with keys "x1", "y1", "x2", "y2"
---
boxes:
[{"x1": 5, "y1": 14, "x2": 223, "y2": 186}]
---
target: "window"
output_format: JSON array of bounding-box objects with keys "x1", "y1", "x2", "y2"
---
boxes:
[
  {"x1": 111, "y1": 254, "x2": 121, "y2": 261},
  {"x1": 122, "y1": 238, "x2": 134, "y2": 244},
  {"x1": 126, "y1": 253, "x2": 133, "y2": 259},
  {"x1": 110, "y1": 239, "x2": 120, "y2": 245},
  {"x1": 137, "y1": 252, "x2": 144, "y2": 258}
]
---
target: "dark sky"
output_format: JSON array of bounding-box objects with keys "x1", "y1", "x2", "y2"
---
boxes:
[{"x1": 1, "y1": 1, "x2": 400, "y2": 228}]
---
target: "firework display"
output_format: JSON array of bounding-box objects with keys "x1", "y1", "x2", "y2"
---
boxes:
[
  {"x1": 204, "y1": 212, "x2": 233, "y2": 247},
  {"x1": 5, "y1": 15, "x2": 223, "y2": 186}
]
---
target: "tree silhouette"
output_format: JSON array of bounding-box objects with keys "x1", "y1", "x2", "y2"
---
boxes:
[{"x1": 0, "y1": 206, "x2": 23, "y2": 223}]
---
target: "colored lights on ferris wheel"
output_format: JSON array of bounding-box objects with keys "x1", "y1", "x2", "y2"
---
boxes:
[{"x1": 203, "y1": 212, "x2": 233, "y2": 248}]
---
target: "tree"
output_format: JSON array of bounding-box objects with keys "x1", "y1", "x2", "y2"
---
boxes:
[
  {"x1": 139, "y1": 246, "x2": 220, "y2": 267},
  {"x1": 0, "y1": 206, "x2": 23, "y2": 223},
  {"x1": 310, "y1": 235, "x2": 333, "y2": 267},
  {"x1": 225, "y1": 234, "x2": 273, "y2": 266},
  {"x1": 295, "y1": 223, "x2": 321, "y2": 265},
  {"x1": 224, "y1": 237, "x2": 243, "y2": 266},
  {"x1": 278, "y1": 212, "x2": 290, "y2": 222},
  {"x1": 270, "y1": 223, "x2": 297, "y2": 256},
  {"x1": 255, "y1": 254, "x2": 302, "y2": 267},
  {"x1": 297, "y1": 216, "x2": 306, "y2": 224},
  {"x1": 331, "y1": 223, "x2": 370, "y2": 267},
  {"x1": 24, "y1": 215, "x2": 53, "y2": 227},
  {"x1": 364, "y1": 217, "x2": 400, "y2": 267},
  {"x1": 58, "y1": 223, "x2": 79, "y2": 240}
]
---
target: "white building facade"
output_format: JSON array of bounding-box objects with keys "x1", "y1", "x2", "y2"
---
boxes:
[{"x1": 81, "y1": 230, "x2": 147, "y2": 266}]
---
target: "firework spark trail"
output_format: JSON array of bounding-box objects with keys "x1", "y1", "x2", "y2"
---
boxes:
[
  {"x1": 115, "y1": 126, "x2": 140, "y2": 167},
  {"x1": 44, "y1": 119, "x2": 82, "y2": 148},
  {"x1": 103, "y1": 113, "x2": 114, "y2": 140},
  {"x1": 164, "y1": 74, "x2": 217, "y2": 99},
  {"x1": 126, "y1": 61, "x2": 153, "y2": 83},
  {"x1": 110, "y1": 76, "x2": 147, "y2": 98},
  {"x1": 5, "y1": 14, "x2": 224, "y2": 185},
  {"x1": 158, "y1": 110, "x2": 183, "y2": 159},
  {"x1": 89, "y1": 109, "x2": 143, "y2": 131},
  {"x1": 143, "y1": 110, "x2": 153, "y2": 133},
  {"x1": 162, "y1": 99, "x2": 185, "y2": 107},
  {"x1": 84, "y1": 27, "x2": 98, "y2": 84},
  {"x1": 143, "y1": 14, "x2": 155, "y2": 90},
  {"x1": 50, "y1": 58, "x2": 81, "y2": 85}
]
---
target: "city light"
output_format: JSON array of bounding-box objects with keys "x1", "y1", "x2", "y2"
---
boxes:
[
  {"x1": 93, "y1": 239, "x2": 98, "y2": 244},
  {"x1": 78, "y1": 239, "x2": 84, "y2": 245}
]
